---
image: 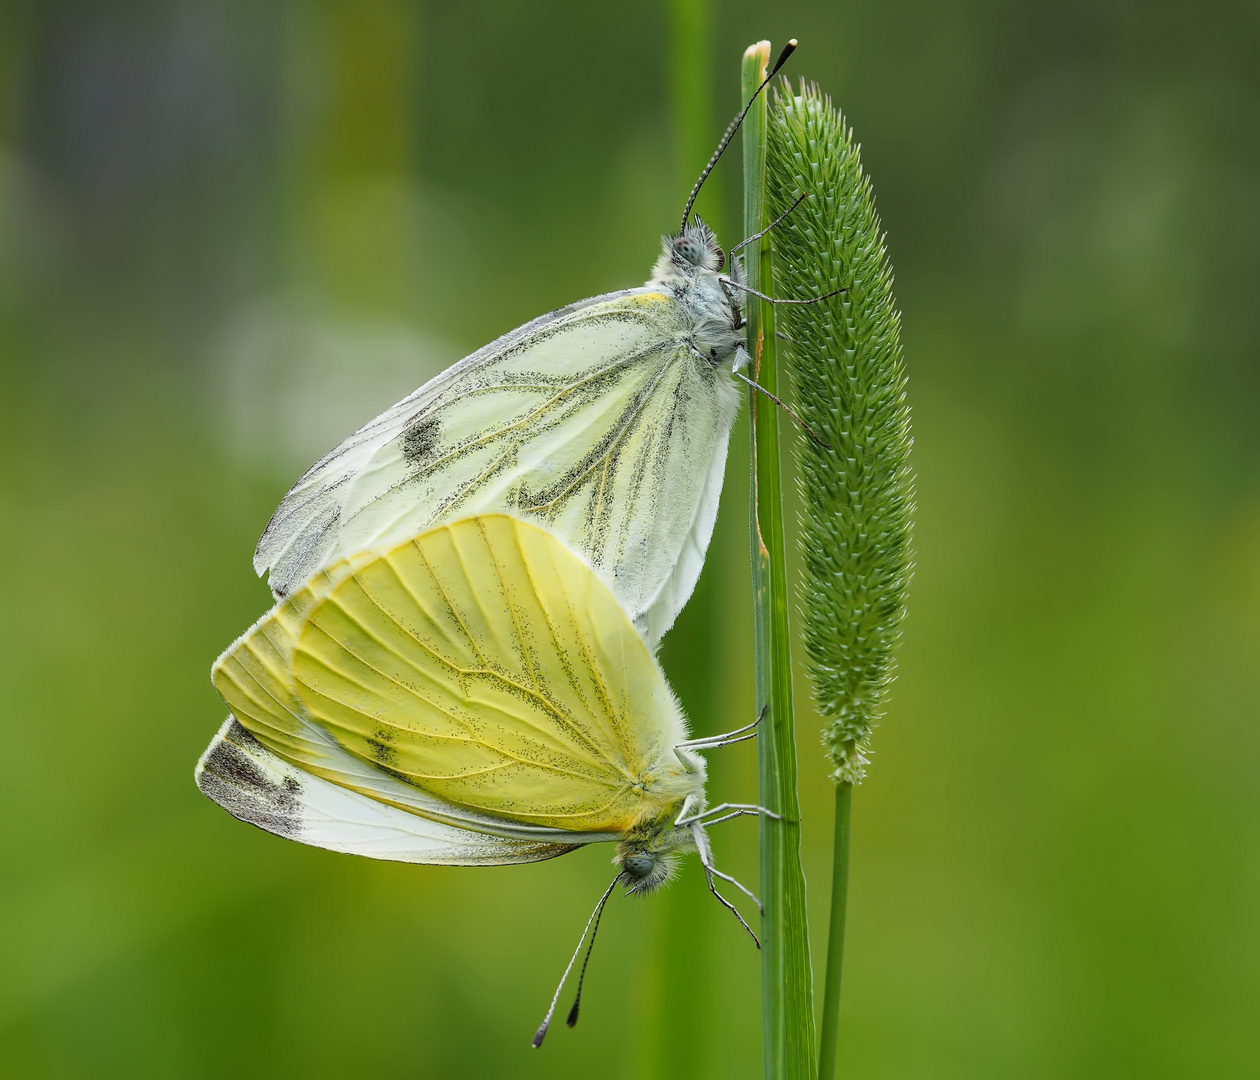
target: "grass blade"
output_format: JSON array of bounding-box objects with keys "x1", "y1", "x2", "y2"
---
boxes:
[{"x1": 742, "y1": 40, "x2": 816, "y2": 1080}]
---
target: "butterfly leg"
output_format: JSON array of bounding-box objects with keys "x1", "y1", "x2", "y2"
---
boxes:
[
  {"x1": 719, "y1": 275, "x2": 847, "y2": 307},
  {"x1": 705, "y1": 860, "x2": 764, "y2": 915},
  {"x1": 696, "y1": 810, "x2": 758, "y2": 828},
  {"x1": 676, "y1": 802, "x2": 782, "y2": 827},
  {"x1": 728, "y1": 192, "x2": 810, "y2": 259},
  {"x1": 692, "y1": 825, "x2": 760, "y2": 946},
  {"x1": 675, "y1": 705, "x2": 767, "y2": 751},
  {"x1": 676, "y1": 732, "x2": 756, "y2": 758}
]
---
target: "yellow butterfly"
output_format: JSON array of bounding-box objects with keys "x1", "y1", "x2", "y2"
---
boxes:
[{"x1": 199, "y1": 514, "x2": 766, "y2": 1042}]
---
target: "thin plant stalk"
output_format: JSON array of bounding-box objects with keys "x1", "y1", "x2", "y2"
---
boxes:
[
  {"x1": 817, "y1": 783, "x2": 851, "y2": 1080},
  {"x1": 742, "y1": 40, "x2": 815, "y2": 1080}
]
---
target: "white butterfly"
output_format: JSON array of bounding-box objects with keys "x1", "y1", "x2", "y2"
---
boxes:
[
  {"x1": 249, "y1": 42, "x2": 811, "y2": 651},
  {"x1": 253, "y1": 218, "x2": 748, "y2": 648}
]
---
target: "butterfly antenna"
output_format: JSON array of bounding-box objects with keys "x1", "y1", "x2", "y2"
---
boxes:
[
  {"x1": 532, "y1": 872, "x2": 622, "y2": 1049},
  {"x1": 732, "y1": 369, "x2": 831, "y2": 451},
  {"x1": 564, "y1": 873, "x2": 618, "y2": 1030},
  {"x1": 679, "y1": 39, "x2": 797, "y2": 234}
]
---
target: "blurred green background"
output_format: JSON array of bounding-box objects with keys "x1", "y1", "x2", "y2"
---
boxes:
[{"x1": 1, "y1": 1, "x2": 1257, "y2": 1077}]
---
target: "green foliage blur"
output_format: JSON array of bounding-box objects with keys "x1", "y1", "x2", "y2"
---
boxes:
[{"x1": 1, "y1": 1, "x2": 1256, "y2": 1077}]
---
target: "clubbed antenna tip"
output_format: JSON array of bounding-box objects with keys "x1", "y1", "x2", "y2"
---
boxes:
[
  {"x1": 680, "y1": 38, "x2": 800, "y2": 233},
  {"x1": 529, "y1": 872, "x2": 620, "y2": 1049},
  {"x1": 770, "y1": 39, "x2": 798, "y2": 78}
]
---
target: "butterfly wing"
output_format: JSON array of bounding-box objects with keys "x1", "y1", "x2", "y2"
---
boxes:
[
  {"x1": 210, "y1": 546, "x2": 626, "y2": 850},
  {"x1": 215, "y1": 515, "x2": 700, "y2": 840},
  {"x1": 253, "y1": 289, "x2": 740, "y2": 644},
  {"x1": 196, "y1": 717, "x2": 581, "y2": 864}
]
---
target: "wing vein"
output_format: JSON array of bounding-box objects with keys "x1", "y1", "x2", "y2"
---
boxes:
[
  {"x1": 314, "y1": 576, "x2": 615, "y2": 765},
  {"x1": 526, "y1": 352, "x2": 681, "y2": 513},
  {"x1": 298, "y1": 651, "x2": 612, "y2": 783},
  {"x1": 404, "y1": 339, "x2": 668, "y2": 488}
]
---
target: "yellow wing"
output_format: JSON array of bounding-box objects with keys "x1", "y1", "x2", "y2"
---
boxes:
[{"x1": 213, "y1": 515, "x2": 703, "y2": 835}]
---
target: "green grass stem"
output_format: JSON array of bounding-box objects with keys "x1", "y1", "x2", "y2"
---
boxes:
[
  {"x1": 742, "y1": 40, "x2": 816, "y2": 1080},
  {"x1": 816, "y1": 783, "x2": 851, "y2": 1080}
]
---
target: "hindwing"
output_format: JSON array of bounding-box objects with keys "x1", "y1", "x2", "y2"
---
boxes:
[{"x1": 216, "y1": 516, "x2": 702, "y2": 837}]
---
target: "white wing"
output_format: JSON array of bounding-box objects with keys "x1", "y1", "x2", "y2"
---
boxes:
[
  {"x1": 195, "y1": 717, "x2": 589, "y2": 865},
  {"x1": 253, "y1": 288, "x2": 740, "y2": 645}
]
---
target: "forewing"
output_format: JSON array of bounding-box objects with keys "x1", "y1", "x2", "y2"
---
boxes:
[
  {"x1": 253, "y1": 288, "x2": 739, "y2": 644},
  {"x1": 291, "y1": 516, "x2": 688, "y2": 833},
  {"x1": 196, "y1": 717, "x2": 581, "y2": 865},
  {"x1": 532, "y1": 344, "x2": 739, "y2": 642},
  {"x1": 255, "y1": 289, "x2": 665, "y2": 595}
]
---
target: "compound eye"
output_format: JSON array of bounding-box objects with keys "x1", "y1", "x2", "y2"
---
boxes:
[
  {"x1": 674, "y1": 236, "x2": 703, "y2": 265},
  {"x1": 623, "y1": 853, "x2": 654, "y2": 878}
]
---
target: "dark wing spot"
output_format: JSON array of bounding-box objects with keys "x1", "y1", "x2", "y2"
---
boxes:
[
  {"x1": 196, "y1": 720, "x2": 303, "y2": 838},
  {"x1": 402, "y1": 415, "x2": 442, "y2": 466},
  {"x1": 367, "y1": 731, "x2": 398, "y2": 766}
]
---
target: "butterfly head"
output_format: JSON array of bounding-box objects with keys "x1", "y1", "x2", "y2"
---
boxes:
[
  {"x1": 615, "y1": 768, "x2": 705, "y2": 897},
  {"x1": 652, "y1": 216, "x2": 727, "y2": 288},
  {"x1": 671, "y1": 217, "x2": 725, "y2": 273},
  {"x1": 615, "y1": 826, "x2": 694, "y2": 896}
]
